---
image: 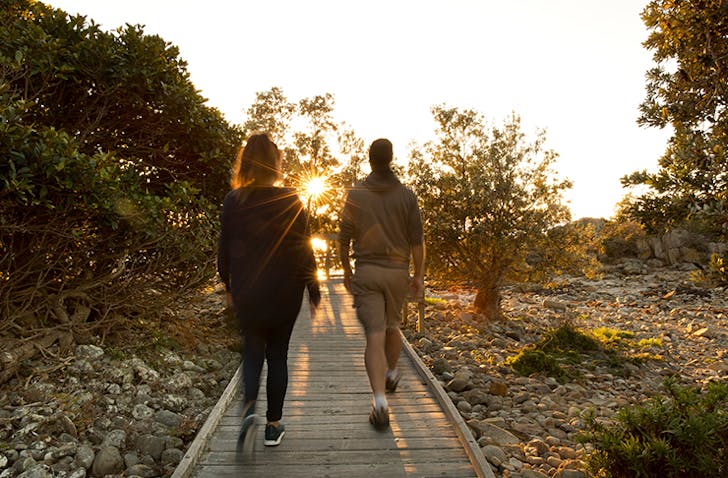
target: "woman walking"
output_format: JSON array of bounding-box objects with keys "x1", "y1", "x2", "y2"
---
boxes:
[{"x1": 218, "y1": 133, "x2": 320, "y2": 446}]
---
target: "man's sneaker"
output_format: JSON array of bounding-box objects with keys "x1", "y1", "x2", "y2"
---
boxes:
[
  {"x1": 385, "y1": 370, "x2": 401, "y2": 392},
  {"x1": 264, "y1": 423, "x2": 285, "y2": 446},
  {"x1": 369, "y1": 406, "x2": 390, "y2": 431}
]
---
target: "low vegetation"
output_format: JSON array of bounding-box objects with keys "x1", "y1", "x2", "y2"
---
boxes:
[
  {"x1": 506, "y1": 323, "x2": 663, "y2": 383},
  {"x1": 578, "y1": 378, "x2": 728, "y2": 478}
]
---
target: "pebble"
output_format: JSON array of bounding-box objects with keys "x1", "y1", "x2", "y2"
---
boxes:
[
  {"x1": 0, "y1": 326, "x2": 239, "y2": 478},
  {"x1": 406, "y1": 268, "x2": 727, "y2": 477}
]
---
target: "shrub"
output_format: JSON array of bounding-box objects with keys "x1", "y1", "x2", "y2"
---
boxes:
[{"x1": 578, "y1": 378, "x2": 728, "y2": 477}]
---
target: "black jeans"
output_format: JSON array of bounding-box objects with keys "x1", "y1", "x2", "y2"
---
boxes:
[{"x1": 242, "y1": 321, "x2": 296, "y2": 422}]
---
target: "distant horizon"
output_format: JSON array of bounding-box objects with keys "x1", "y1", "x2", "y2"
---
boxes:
[{"x1": 47, "y1": 0, "x2": 673, "y2": 220}]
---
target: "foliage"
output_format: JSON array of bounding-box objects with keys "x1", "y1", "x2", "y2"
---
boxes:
[
  {"x1": 0, "y1": 1, "x2": 240, "y2": 349},
  {"x1": 241, "y1": 87, "x2": 364, "y2": 234},
  {"x1": 599, "y1": 219, "x2": 649, "y2": 262},
  {"x1": 579, "y1": 378, "x2": 728, "y2": 478},
  {"x1": 693, "y1": 252, "x2": 728, "y2": 287},
  {"x1": 0, "y1": 0, "x2": 240, "y2": 201},
  {"x1": 506, "y1": 323, "x2": 663, "y2": 382},
  {"x1": 516, "y1": 220, "x2": 603, "y2": 282},
  {"x1": 407, "y1": 105, "x2": 572, "y2": 318},
  {"x1": 623, "y1": 0, "x2": 728, "y2": 239}
]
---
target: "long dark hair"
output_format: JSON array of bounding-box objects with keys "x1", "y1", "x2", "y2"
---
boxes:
[{"x1": 231, "y1": 133, "x2": 281, "y2": 189}]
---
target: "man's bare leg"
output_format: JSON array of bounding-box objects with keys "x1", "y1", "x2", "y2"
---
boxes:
[
  {"x1": 385, "y1": 328, "x2": 402, "y2": 370},
  {"x1": 364, "y1": 330, "x2": 387, "y2": 398}
]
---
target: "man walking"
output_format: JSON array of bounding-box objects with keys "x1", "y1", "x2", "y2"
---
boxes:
[{"x1": 338, "y1": 138, "x2": 425, "y2": 430}]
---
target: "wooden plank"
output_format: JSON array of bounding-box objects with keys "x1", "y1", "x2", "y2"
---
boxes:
[{"x1": 194, "y1": 462, "x2": 477, "y2": 478}]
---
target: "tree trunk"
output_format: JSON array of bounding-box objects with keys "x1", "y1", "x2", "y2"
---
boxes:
[
  {"x1": 474, "y1": 285, "x2": 501, "y2": 321},
  {"x1": 0, "y1": 331, "x2": 74, "y2": 385}
]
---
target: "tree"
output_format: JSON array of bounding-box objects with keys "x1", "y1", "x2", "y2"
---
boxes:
[
  {"x1": 408, "y1": 106, "x2": 571, "y2": 319},
  {"x1": 0, "y1": 0, "x2": 240, "y2": 382},
  {"x1": 0, "y1": 0, "x2": 241, "y2": 201},
  {"x1": 240, "y1": 88, "x2": 347, "y2": 233},
  {"x1": 623, "y1": 0, "x2": 728, "y2": 238}
]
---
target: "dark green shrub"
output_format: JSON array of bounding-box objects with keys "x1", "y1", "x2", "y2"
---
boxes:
[{"x1": 578, "y1": 379, "x2": 728, "y2": 477}]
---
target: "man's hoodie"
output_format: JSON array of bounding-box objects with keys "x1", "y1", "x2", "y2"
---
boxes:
[{"x1": 339, "y1": 170, "x2": 424, "y2": 269}]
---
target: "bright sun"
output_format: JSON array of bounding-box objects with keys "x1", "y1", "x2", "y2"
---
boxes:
[{"x1": 304, "y1": 176, "x2": 327, "y2": 200}]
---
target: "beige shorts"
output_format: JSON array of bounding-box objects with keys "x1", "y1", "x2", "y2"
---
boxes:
[{"x1": 351, "y1": 264, "x2": 409, "y2": 333}]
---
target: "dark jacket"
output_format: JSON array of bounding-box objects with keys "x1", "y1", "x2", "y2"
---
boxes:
[
  {"x1": 339, "y1": 171, "x2": 424, "y2": 269},
  {"x1": 217, "y1": 186, "x2": 320, "y2": 330}
]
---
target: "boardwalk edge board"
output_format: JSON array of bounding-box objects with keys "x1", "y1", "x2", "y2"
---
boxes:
[
  {"x1": 399, "y1": 330, "x2": 497, "y2": 478},
  {"x1": 171, "y1": 364, "x2": 243, "y2": 478}
]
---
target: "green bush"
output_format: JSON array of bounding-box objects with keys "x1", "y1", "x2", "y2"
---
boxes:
[{"x1": 578, "y1": 379, "x2": 728, "y2": 478}]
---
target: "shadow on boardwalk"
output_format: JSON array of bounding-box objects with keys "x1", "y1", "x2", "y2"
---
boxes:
[{"x1": 174, "y1": 278, "x2": 493, "y2": 478}]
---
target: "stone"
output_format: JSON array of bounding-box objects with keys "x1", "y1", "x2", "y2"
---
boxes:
[
  {"x1": 125, "y1": 464, "x2": 157, "y2": 478},
  {"x1": 153, "y1": 410, "x2": 182, "y2": 428},
  {"x1": 468, "y1": 421, "x2": 520, "y2": 445},
  {"x1": 447, "y1": 377, "x2": 469, "y2": 392},
  {"x1": 526, "y1": 438, "x2": 550, "y2": 456},
  {"x1": 16, "y1": 465, "x2": 53, "y2": 478},
  {"x1": 457, "y1": 400, "x2": 473, "y2": 413},
  {"x1": 481, "y1": 445, "x2": 507, "y2": 467},
  {"x1": 90, "y1": 446, "x2": 124, "y2": 477},
  {"x1": 75, "y1": 446, "x2": 95, "y2": 470},
  {"x1": 75, "y1": 345, "x2": 105, "y2": 360},
  {"x1": 543, "y1": 299, "x2": 568, "y2": 311},
  {"x1": 160, "y1": 448, "x2": 183, "y2": 466},
  {"x1": 521, "y1": 470, "x2": 549, "y2": 478},
  {"x1": 102, "y1": 429, "x2": 126, "y2": 449},
  {"x1": 489, "y1": 381, "x2": 508, "y2": 396},
  {"x1": 136, "y1": 435, "x2": 166, "y2": 461},
  {"x1": 430, "y1": 358, "x2": 449, "y2": 374},
  {"x1": 462, "y1": 389, "x2": 490, "y2": 405}
]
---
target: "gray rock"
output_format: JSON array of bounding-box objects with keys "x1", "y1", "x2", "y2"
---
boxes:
[
  {"x1": 136, "y1": 435, "x2": 166, "y2": 461},
  {"x1": 446, "y1": 377, "x2": 469, "y2": 392},
  {"x1": 164, "y1": 372, "x2": 193, "y2": 391},
  {"x1": 124, "y1": 451, "x2": 141, "y2": 468},
  {"x1": 132, "y1": 404, "x2": 154, "y2": 420},
  {"x1": 68, "y1": 468, "x2": 87, "y2": 478},
  {"x1": 102, "y1": 429, "x2": 126, "y2": 449},
  {"x1": 153, "y1": 410, "x2": 182, "y2": 428},
  {"x1": 16, "y1": 465, "x2": 53, "y2": 478},
  {"x1": 160, "y1": 448, "x2": 183, "y2": 466},
  {"x1": 526, "y1": 438, "x2": 550, "y2": 456},
  {"x1": 468, "y1": 421, "x2": 520, "y2": 445},
  {"x1": 125, "y1": 463, "x2": 157, "y2": 478},
  {"x1": 75, "y1": 446, "x2": 95, "y2": 470},
  {"x1": 462, "y1": 389, "x2": 490, "y2": 405},
  {"x1": 91, "y1": 446, "x2": 124, "y2": 477},
  {"x1": 522, "y1": 470, "x2": 549, "y2": 478},
  {"x1": 75, "y1": 345, "x2": 105, "y2": 360},
  {"x1": 481, "y1": 445, "x2": 507, "y2": 467}
]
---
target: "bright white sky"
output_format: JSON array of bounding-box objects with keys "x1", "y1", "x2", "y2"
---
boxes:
[{"x1": 48, "y1": 0, "x2": 671, "y2": 219}]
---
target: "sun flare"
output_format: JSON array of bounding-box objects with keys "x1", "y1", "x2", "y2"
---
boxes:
[{"x1": 305, "y1": 176, "x2": 327, "y2": 200}]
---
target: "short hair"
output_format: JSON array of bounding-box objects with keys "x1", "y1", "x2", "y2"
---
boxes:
[
  {"x1": 231, "y1": 133, "x2": 281, "y2": 188},
  {"x1": 368, "y1": 138, "x2": 393, "y2": 173}
]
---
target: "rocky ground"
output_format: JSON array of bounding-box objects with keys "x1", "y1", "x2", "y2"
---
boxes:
[
  {"x1": 0, "y1": 285, "x2": 241, "y2": 478},
  {"x1": 403, "y1": 265, "x2": 727, "y2": 478},
  {"x1": 0, "y1": 266, "x2": 725, "y2": 478}
]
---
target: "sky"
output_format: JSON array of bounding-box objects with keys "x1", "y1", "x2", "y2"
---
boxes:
[{"x1": 47, "y1": 0, "x2": 672, "y2": 220}]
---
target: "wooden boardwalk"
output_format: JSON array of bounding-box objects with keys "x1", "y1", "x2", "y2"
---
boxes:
[{"x1": 173, "y1": 279, "x2": 494, "y2": 478}]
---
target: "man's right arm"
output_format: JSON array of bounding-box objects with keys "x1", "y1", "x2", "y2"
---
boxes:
[{"x1": 410, "y1": 242, "x2": 425, "y2": 298}]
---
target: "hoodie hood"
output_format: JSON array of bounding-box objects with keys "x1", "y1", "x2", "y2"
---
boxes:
[{"x1": 363, "y1": 170, "x2": 400, "y2": 193}]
